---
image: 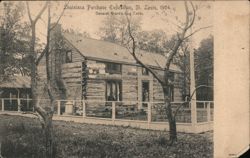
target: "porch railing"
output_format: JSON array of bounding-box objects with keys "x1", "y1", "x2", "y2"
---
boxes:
[{"x1": 0, "y1": 98, "x2": 213, "y2": 124}]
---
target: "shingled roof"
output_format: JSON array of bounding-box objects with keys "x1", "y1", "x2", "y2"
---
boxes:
[
  {"x1": 0, "y1": 76, "x2": 30, "y2": 88},
  {"x1": 63, "y1": 32, "x2": 181, "y2": 72}
]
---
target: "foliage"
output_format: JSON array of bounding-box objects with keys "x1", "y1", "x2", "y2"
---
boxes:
[
  {"x1": 0, "y1": 2, "x2": 31, "y2": 78},
  {"x1": 136, "y1": 30, "x2": 169, "y2": 55},
  {"x1": 0, "y1": 114, "x2": 213, "y2": 158},
  {"x1": 63, "y1": 28, "x2": 90, "y2": 38},
  {"x1": 194, "y1": 36, "x2": 213, "y2": 100},
  {"x1": 99, "y1": 14, "x2": 142, "y2": 46}
]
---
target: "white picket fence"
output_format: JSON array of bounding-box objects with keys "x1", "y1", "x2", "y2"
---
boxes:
[{"x1": 0, "y1": 98, "x2": 213, "y2": 124}]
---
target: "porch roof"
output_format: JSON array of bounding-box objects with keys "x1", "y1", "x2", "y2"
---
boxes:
[{"x1": 0, "y1": 76, "x2": 31, "y2": 89}]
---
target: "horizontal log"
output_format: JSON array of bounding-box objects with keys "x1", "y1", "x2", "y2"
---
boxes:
[
  {"x1": 63, "y1": 76, "x2": 82, "y2": 81},
  {"x1": 87, "y1": 89, "x2": 105, "y2": 93},
  {"x1": 86, "y1": 92, "x2": 104, "y2": 95},
  {"x1": 87, "y1": 80, "x2": 105, "y2": 84},
  {"x1": 62, "y1": 73, "x2": 82, "y2": 78},
  {"x1": 62, "y1": 68, "x2": 82, "y2": 74},
  {"x1": 87, "y1": 82, "x2": 105, "y2": 86},
  {"x1": 87, "y1": 94, "x2": 105, "y2": 97},
  {"x1": 65, "y1": 80, "x2": 82, "y2": 84},
  {"x1": 86, "y1": 96, "x2": 105, "y2": 100},
  {"x1": 62, "y1": 62, "x2": 82, "y2": 69},
  {"x1": 87, "y1": 85, "x2": 105, "y2": 88},
  {"x1": 86, "y1": 86, "x2": 104, "y2": 89}
]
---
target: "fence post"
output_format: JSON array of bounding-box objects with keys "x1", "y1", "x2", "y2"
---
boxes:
[
  {"x1": 147, "y1": 102, "x2": 151, "y2": 129},
  {"x1": 32, "y1": 100, "x2": 35, "y2": 112},
  {"x1": 57, "y1": 100, "x2": 61, "y2": 115},
  {"x1": 207, "y1": 102, "x2": 211, "y2": 122},
  {"x1": 112, "y1": 102, "x2": 116, "y2": 121},
  {"x1": 17, "y1": 99, "x2": 21, "y2": 112},
  {"x1": 82, "y1": 100, "x2": 86, "y2": 118},
  {"x1": 1, "y1": 99, "x2": 4, "y2": 112},
  {"x1": 191, "y1": 100, "x2": 197, "y2": 126}
]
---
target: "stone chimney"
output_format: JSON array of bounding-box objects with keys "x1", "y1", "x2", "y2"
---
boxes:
[{"x1": 49, "y1": 23, "x2": 67, "y2": 100}]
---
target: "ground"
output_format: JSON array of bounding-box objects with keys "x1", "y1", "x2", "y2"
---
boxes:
[{"x1": 0, "y1": 114, "x2": 213, "y2": 158}]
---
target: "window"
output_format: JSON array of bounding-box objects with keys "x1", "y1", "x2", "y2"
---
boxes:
[
  {"x1": 105, "y1": 62, "x2": 121, "y2": 74},
  {"x1": 142, "y1": 67, "x2": 149, "y2": 75},
  {"x1": 66, "y1": 51, "x2": 72, "y2": 63},
  {"x1": 106, "y1": 80, "x2": 122, "y2": 101},
  {"x1": 142, "y1": 81, "x2": 150, "y2": 108}
]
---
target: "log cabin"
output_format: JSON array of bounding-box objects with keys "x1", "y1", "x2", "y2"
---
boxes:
[{"x1": 37, "y1": 24, "x2": 184, "y2": 115}]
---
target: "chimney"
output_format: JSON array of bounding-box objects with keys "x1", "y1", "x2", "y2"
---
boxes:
[{"x1": 49, "y1": 23, "x2": 67, "y2": 100}]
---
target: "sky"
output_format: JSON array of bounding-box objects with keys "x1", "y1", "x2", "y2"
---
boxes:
[{"x1": 1, "y1": 1, "x2": 213, "y2": 49}]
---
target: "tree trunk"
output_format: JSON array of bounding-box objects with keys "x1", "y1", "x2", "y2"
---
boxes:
[
  {"x1": 164, "y1": 88, "x2": 177, "y2": 144},
  {"x1": 44, "y1": 116, "x2": 55, "y2": 158},
  {"x1": 29, "y1": 24, "x2": 41, "y2": 119},
  {"x1": 30, "y1": 19, "x2": 55, "y2": 158}
]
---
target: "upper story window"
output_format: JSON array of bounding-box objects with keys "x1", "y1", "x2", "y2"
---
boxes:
[
  {"x1": 66, "y1": 51, "x2": 72, "y2": 63},
  {"x1": 105, "y1": 62, "x2": 121, "y2": 74},
  {"x1": 142, "y1": 67, "x2": 149, "y2": 75}
]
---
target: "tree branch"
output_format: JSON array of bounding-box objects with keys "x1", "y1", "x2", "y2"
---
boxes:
[
  {"x1": 26, "y1": 2, "x2": 33, "y2": 23},
  {"x1": 183, "y1": 26, "x2": 212, "y2": 40},
  {"x1": 36, "y1": 45, "x2": 48, "y2": 65},
  {"x1": 126, "y1": 16, "x2": 164, "y2": 86},
  {"x1": 190, "y1": 85, "x2": 213, "y2": 101},
  {"x1": 173, "y1": 84, "x2": 213, "y2": 118},
  {"x1": 173, "y1": 101, "x2": 189, "y2": 118},
  {"x1": 34, "y1": 99, "x2": 48, "y2": 121},
  {"x1": 49, "y1": 1, "x2": 69, "y2": 31},
  {"x1": 185, "y1": 1, "x2": 196, "y2": 31},
  {"x1": 36, "y1": 1, "x2": 68, "y2": 66},
  {"x1": 160, "y1": 17, "x2": 183, "y2": 30},
  {"x1": 164, "y1": 1, "x2": 195, "y2": 73},
  {"x1": 33, "y1": 2, "x2": 48, "y2": 24}
]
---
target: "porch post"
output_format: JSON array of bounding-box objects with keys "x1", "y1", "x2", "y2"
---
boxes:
[
  {"x1": 112, "y1": 101, "x2": 116, "y2": 121},
  {"x1": 191, "y1": 101, "x2": 197, "y2": 126},
  {"x1": 17, "y1": 89, "x2": 20, "y2": 112},
  {"x1": 27, "y1": 94, "x2": 29, "y2": 110},
  {"x1": 207, "y1": 102, "x2": 211, "y2": 122},
  {"x1": 57, "y1": 100, "x2": 61, "y2": 115},
  {"x1": 17, "y1": 98, "x2": 21, "y2": 112},
  {"x1": 1, "y1": 99, "x2": 4, "y2": 112},
  {"x1": 82, "y1": 100, "x2": 86, "y2": 117},
  {"x1": 147, "y1": 102, "x2": 151, "y2": 129}
]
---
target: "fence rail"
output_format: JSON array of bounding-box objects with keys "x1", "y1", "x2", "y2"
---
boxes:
[{"x1": 0, "y1": 98, "x2": 214, "y2": 124}]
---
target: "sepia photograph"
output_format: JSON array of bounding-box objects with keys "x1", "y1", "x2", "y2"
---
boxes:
[{"x1": 0, "y1": 0, "x2": 248, "y2": 158}]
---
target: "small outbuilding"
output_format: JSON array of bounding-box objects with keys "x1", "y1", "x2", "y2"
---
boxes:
[{"x1": 0, "y1": 76, "x2": 32, "y2": 111}]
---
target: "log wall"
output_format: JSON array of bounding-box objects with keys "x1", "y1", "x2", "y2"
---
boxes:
[
  {"x1": 85, "y1": 60, "x2": 183, "y2": 103},
  {"x1": 61, "y1": 62, "x2": 82, "y2": 100}
]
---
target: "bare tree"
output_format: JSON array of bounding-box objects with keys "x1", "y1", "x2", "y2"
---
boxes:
[
  {"x1": 26, "y1": 1, "x2": 67, "y2": 157},
  {"x1": 126, "y1": 1, "x2": 211, "y2": 144}
]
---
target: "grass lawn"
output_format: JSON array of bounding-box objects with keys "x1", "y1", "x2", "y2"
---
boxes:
[{"x1": 0, "y1": 114, "x2": 213, "y2": 158}]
